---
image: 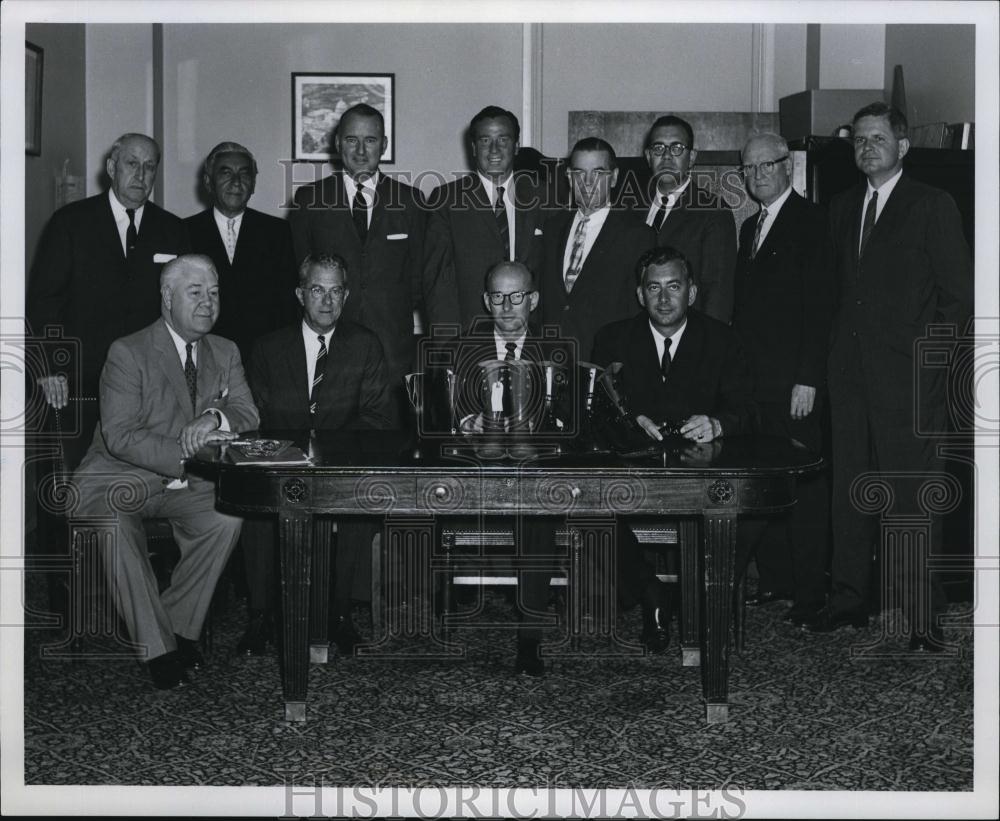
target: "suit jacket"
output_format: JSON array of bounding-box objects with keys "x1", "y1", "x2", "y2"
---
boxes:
[
  {"x1": 248, "y1": 320, "x2": 394, "y2": 432},
  {"x1": 288, "y1": 172, "x2": 431, "y2": 384},
  {"x1": 27, "y1": 191, "x2": 191, "y2": 394},
  {"x1": 75, "y1": 318, "x2": 258, "y2": 494},
  {"x1": 424, "y1": 173, "x2": 549, "y2": 328},
  {"x1": 591, "y1": 310, "x2": 756, "y2": 437},
  {"x1": 184, "y1": 207, "x2": 299, "y2": 361},
  {"x1": 731, "y1": 190, "x2": 836, "y2": 405},
  {"x1": 541, "y1": 208, "x2": 655, "y2": 360},
  {"x1": 827, "y1": 174, "x2": 973, "y2": 413},
  {"x1": 634, "y1": 181, "x2": 737, "y2": 324}
]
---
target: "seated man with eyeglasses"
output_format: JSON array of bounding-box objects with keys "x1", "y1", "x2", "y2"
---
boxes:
[
  {"x1": 635, "y1": 115, "x2": 737, "y2": 324},
  {"x1": 238, "y1": 253, "x2": 395, "y2": 657}
]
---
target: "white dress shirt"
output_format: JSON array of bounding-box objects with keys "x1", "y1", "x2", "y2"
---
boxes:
[
  {"x1": 645, "y1": 176, "x2": 691, "y2": 228},
  {"x1": 493, "y1": 330, "x2": 526, "y2": 361},
  {"x1": 648, "y1": 317, "x2": 688, "y2": 369},
  {"x1": 477, "y1": 172, "x2": 517, "y2": 261},
  {"x1": 213, "y1": 208, "x2": 245, "y2": 262},
  {"x1": 302, "y1": 321, "x2": 335, "y2": 393},
  {"x1": 752, "y1": 183, "x2": 793, "y2": 250},
  {"x1": 859, "y1": 167, "x2": 903, "y2": 253},
  {"x1": 562, "y1": 205, "x2": 612, "y2": 276},
  {"x1": 343, "y1": 171, "x2": 379, "y2": 230},
  {"x1": 108, "y1": 190, "x2": 144, "y2": 256}
]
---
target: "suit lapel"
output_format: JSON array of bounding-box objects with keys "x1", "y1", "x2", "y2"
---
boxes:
[
  {"x1": 752, "y1": 191, "x2": 798, "y2": 262},
  {"x1": 846, "y1": 184, "x2": 866, "y2": 270},
  {"x1": 473, "y1": 177, "x2": 503, "y2": 245},
  {"x1": 195, "y1": 335, "x2": 219, "y2": 413},
  {"x1": 287, "y1": 327, "x2": 312, "y2": 413},
  {"x1": 666, "y1": 312, "x2": 700, "y2": 389},
  {"x1": 512, "y1": 175, "x2": 533, "y2": 261},
  {"x1": 100, "y1": 193, "x2": 127, "y2": 264},
  {"x1": 152, "y1": 320, "x2": 196, "y2": 415},
  {"x1": 368, "y1": 177, "x2": 393, "y2": 247},
  {"x1": 864, "y1": 174, "x2": 913, "y2": 253},
  {"x1": 204, "y1": 209, "x2": 234, "y2": 271}
]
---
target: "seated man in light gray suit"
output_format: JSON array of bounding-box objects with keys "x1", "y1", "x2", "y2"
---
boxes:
[{"x1": 73, "y1": 254, "x2": 259, "y2": 690}]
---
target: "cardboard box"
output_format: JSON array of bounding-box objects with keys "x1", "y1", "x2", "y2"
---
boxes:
[{"x1": 779, "y1": 89, "x2": 886, "y2": 141}]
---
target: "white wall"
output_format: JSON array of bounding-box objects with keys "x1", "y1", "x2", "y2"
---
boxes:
[
  {"x1": 818, "y1": 25, "x2": 885, "y2": 89},
  {"x1": 159, "y1": 23, "x2": 523, "y2": 217},
  {"x1": 773, "y1": 24, "x2": 807, "y2": 103},
  {"x1": 538, "y1": 24, "x2": 756, "y2": 158},
  {"x1": 884, "y1": 24, "x2": 975, "y2": 125}
]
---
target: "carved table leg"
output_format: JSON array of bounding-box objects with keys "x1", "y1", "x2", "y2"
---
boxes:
[
  {"x1": 308, "y1": 518, "x2": 334, "y2": 664},
  {"x1": 679, "y1": 519, "x2": 700, "y2": 667},
  {"x1": 279, "y1": 511, "x2": 313, "y2": 722},
  {"x1": 702, "y1": 511, "x2": 737, "y2": 723}
]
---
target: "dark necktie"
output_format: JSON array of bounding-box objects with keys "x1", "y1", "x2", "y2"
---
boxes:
[
  {"x1": 750, "y1": 207, "x2": 768, "y2": 260},
  {"x1": 859, "y1": 190, "x2": 878, "y2": 258},
  {"x1": 310, "y1": 334, "x2": 327, "y2": 417},
  {"x1": 184, "y1": 342, "x2": 197, "y2": 412},
  {"x1": 126, "y1": 208, "x2": 138, "y2": 257},
  {"x1": 352, "y1": 185, "x2": 368, "y2": 245},
  {"x1": 495, "y1": 186, "x2": 510, "y2": 260},
  {"x1": 564, "y1": 215, "x2": 589, "y2": 293},
  {"x1": 652, "y1": 195, "x2": 671, "y2": 232},
  {"x1": 660, "y1": 338, "x2": 672, "y2": 382},
  {"x1": 501, "y1": 342, "x2": 516, "y2": 416}
]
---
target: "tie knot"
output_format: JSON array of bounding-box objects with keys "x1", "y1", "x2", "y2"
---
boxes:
[
  {"x1": 317, "y1": 334, "x2": 326, "y2": 346},
  {"x1": 185, "y1": 342, "x2": 193, "y2": 355},
  {"x1": 227, "y1": 217, "x2": 235, "y2": 229},
  {"x1": 505, "y1": 342, "x2": 517, "y2": 355},
  {"x1": 126, "y1": 208, "x2": 136, "y2": 222},
  {"x1": 496, "y1": 186, "x2": 505, "y2": 200},
  {"x1": 761, "y1": 207, "x2": 768, "y2": 219},
  {"x1": 664, "y1": 337, "x2": 672, "y2": 351}
]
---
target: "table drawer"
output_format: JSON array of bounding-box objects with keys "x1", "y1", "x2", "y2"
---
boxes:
[{"x1": 311, "y1": 474, "x2": 416, "y2": 513}]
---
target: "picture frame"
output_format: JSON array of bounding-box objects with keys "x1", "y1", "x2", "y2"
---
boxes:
[
  {"x1": 291, "y1": 72, "x2": 395, "y2": 163},
  {"x1": 26, "y1": 42, "x2": 43, "y2": 156}
]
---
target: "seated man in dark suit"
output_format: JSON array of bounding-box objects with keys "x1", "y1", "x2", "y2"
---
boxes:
[
  {"x1": 424, "y1": 261, "x2": 574, "y2": 676},
  {"x1": 184, "y1": 141, "x2": 299, "y2": 362},
  {"x1": 592, "y1": 245, "x2": 755, "y2": 651},
  {"x1": 240, "y1": 253, "x2": 394, "y2": 656},
  {"x1": 72, "y1": 254, "x2": 258, "y2": 689}
]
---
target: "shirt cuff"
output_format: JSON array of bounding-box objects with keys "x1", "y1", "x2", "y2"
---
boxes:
[{"x1": 204, "y1": 408, "x2": 231, "y2": 431}]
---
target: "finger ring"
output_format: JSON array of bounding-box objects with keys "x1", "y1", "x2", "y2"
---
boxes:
[{"x1": 697, "y1": 434, "x2": 704, "y2": 440}]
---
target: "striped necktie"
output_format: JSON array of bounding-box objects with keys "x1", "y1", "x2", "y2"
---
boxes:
[
  {"x1": 750, "y1": 208, "x2": 768, "y2": 259},
  {"x1": 859, "y1": 190, "x2": 878, "y2": 258},
  {"x1": 224, "y1": 217, "x2": 237, "y2": 262},
  {"x1": 309, "y1": 334, "x2": 327, "y2": 417},
  {"x1": 564, "y1": 215, "x2": 590, "y2": 293},
  {"x1": 495, "y1": 186, "x2": 510, "y2": 260}
]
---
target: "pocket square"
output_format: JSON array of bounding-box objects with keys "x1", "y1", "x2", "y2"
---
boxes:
[
  {"x1": 215, "y1": 386, "x2": 230, "y2": 401},
  {"x1": 386, "y1": 233, "x2": 408, "y2": 240},
  {"x1": 153, "y1": 253, "x2": 177, "y2": 263},
  {"x1": 534, "y1": 228, "x2": 544, "y2": 236}
]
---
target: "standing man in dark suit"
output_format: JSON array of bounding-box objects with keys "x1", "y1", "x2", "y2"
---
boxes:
[
  {"x1": 541, "y1": 138, "x2": 654, "y2": 360},
  {"x1": 184, "y1": 141, "x2": 298, "y2": 362},
  {"x1": 28, "y1": 132, "x2": 190, "y2": 471},
  {"x1": 239, "y1": 253, "x2": 394, "y2": 656},
  {"x1": 637, "y1": 115, "x2": 737, "y2": 324},
  {"x1": 289, "y1": 103, "x2": 435, "y2": 419},
  {"x1": 731, "y1": 133, "x2": 836, "y2": 625},
  {"x1": 424, "y1": 106, "x2": 549, "y2": 328},
  {"x1": 805, "y1": 103, "x2": 972, "y2": 650},
  {"x1": 592, "y1": 246, "x2": 755, "y2": 651},
  {"x1": 72, "y1": 254, "x2": 258, "y2": 689}
]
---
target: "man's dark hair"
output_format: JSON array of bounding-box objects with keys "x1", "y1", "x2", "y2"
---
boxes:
[
  {"x1": 647, "y1": 115, "x2": 695, "y2": 150},
  {"x1": 569, "y1": 137, "x2": 618, "y2": 169},
  {"x1": 852, "y1": 102, "x2": 908, "y2": 139},
  {"x1": 339, "y1": 103, "x2": 385, "y2": 132},
  {"x1": 483, "y1": 260, "x2": 536, "y2": 293},
  {"x1": 470, "y1": 106, "x2": 521, "y2": 143},
  {"x1": 298, "y1": 253, "x2": 349, "y2": 287},
  {"x1": 635, "y1": 245, "x2": 693, "y2": 286}
]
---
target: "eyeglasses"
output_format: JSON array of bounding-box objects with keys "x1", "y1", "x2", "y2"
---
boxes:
[
  {"x1": 304, "y1": 285, "x2": 347, "y2": 300},
  {"x1": 647, "y1": 142, "x2": 691, "y2": 157},
  {"x1": 738, "y1": 155, "x2": 789, "y2": 177},
  {"x1": 485, "y1": 290, "x2": 531, "y2": 306}
]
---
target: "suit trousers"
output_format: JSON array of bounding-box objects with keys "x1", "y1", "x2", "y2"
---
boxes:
[
  {"x1": 73, "y1": 475, "x2": 242, "y2": 660},
  {"x1": 829, "y1": 377, "x2": 946, "y2": 619}
]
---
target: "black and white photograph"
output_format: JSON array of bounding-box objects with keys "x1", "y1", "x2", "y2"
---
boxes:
[{"x1": 1, "y1": 1, "x2": 997, "y2": 818}]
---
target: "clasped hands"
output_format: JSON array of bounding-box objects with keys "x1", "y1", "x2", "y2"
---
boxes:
[
  {"x1": 636, "y1": 413, "x2": 721, "y2": 443},
  {"x1": 178, "y1": 412, "x2": 237, "y2": 459}
]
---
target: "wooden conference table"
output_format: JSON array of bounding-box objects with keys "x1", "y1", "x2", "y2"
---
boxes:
[{"x1": 193, "y1": 431, "x2": 821, "y2": 723}]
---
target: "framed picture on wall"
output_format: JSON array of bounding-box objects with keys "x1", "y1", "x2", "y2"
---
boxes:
[
  {"x1": 292, "y1": 72, "x2": 395, "y2": 163},
  {"x1": 26, "y1": 42, "x2": 43, "y2": 156}
]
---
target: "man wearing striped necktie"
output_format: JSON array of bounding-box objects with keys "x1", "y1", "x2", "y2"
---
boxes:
[{"x1": 240, "y1": 254, "x2": 394, "y2": 657}]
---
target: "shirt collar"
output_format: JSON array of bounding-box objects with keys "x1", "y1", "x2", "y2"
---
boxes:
[
  {"x1": 343, "y1": 171, "x2": 380, "y2": 198},
  {"x1": 302, "y1": 319, "x2": 335, "y2": 346},
  {"x1": 760, "y1": 183, "x2": 793, "y2": 219},
  {"x1": 164, "y1": 319, "x2": 196, "y2": 363},
  {"x1": 648, "y1": 316, "x2": 688, "y2": 349},
  {"x1": 478, "y1": 172, "x2": 514, "y2": 203},
  {"x1": 867, "y1": 166, "x2": 903, "y2": 199},
  {"x1": 575, "y1": 204, "x2": 611, "y2": 229},
  {"x1": 213, "y1": 206, "x2": 245, "y2": 226},
  {"x1": 108, "y1": 188, "x2": 145, "y2": 221},
  {"x1": 494, "y1": 329, "x2": 526, "y2": 358},
  {"x1": 657, "y1": 175, "x2": 691, "y2": 205}
]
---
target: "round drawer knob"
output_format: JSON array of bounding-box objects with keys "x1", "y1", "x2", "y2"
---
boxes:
[
  {"x1": 434, "y1": 486, "x2": 447, "y2": 498},
  {"x1": 571, "y1": 486, "x2": 581, "y2": 499}
]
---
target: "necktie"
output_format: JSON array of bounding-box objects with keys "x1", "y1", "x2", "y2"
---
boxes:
[
  {"x1": 504, "y1": 342, "x2": 517, "y2": 361},
  {"x1": 495, "y1": 186, "x2": 510, "y2": 260},
  {"x1": 660, "y1": 338, "x2": 672, "y2": 381},
  {"x1": 750, "y1": 207, "x2": 768, "y2": 260},
  {"x1": 310, "y1": 334, "x2": 327, "y2": 417},
  {"x1": 564, "y1": 215, "x2": 590, "y2": 294},
  {"x1": 859, "y1": 190, "x2": 878, "y2": 258},
  {"x1": 125, "y1": 208, "x2": 138, "y2": 257},
  {"x1": 502, "y1": 342, "x2": 516, "y2": 416},
  {"x1": 225, "y1": 217, "x2": 237, "y2": 262},
  {"x1": 184, "y1": 343, "x2": 197, "y2": 412},
  {"x1": 652, "y1": 195, "x2": 671, "y2": 232},
  {"x1": 352, "y1": 185, "x2": 368, "y2": 245}
]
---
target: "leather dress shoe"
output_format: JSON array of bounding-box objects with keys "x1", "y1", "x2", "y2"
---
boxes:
[
  {"x1": 515, "y1": 637, "x2": 544, "y2": 677},
  {"x1": 236, "y1": 609, "x2": 273, "y2": 656},
  {"x1": 783, "y1": 602, "x2": 824, "y2": 627},
  {"x1": 908, "y1": 623, "x2": 947, "y2": 653},
  {"x1": 174, "y1": 635, "x2": 205, "y2": 670},
  {"x1": 332, "y1": 616, "x2": 362, "y2": 656},
  {"x1": 640, "y1": 604, "x2": 671, "y2": 654},
  {"x1": 746, "y1": 589, "x2": 794, "y2": 607},
  {"x1": 149, "y1": 652, "x2": 190, "y2": 690},
  {"x1": 803, "y1": 606, "x2": 869, "y2": 633}
]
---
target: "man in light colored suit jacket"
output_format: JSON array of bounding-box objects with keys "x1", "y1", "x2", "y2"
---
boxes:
[{"x1": 73, "y1": 254, "x2": 259, "y2": 689}]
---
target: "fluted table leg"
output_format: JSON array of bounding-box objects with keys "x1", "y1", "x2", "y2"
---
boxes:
[
  {"x1": 702, "y1": 511, "x2": 737, "y2": 723},
  {"x1": 279, "y1": 511, "x2": 313, "y2": 722}
]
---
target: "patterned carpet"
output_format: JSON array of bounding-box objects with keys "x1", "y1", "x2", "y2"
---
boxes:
[{"x1": 21, "y1": 576, "x2": 975, "y2": 792}]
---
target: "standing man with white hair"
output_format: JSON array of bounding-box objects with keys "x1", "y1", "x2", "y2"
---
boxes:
[{"x1": 73, "y1": 254, "x2": 258, "y2": 690}]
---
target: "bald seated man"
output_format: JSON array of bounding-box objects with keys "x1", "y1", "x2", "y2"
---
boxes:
[{"x1": 73, "y1": 254, "x2": 258, "y2": 690}]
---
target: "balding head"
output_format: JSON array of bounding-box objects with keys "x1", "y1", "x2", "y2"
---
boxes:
[
  {"x1": 161, "y1": 254, "x2": 220, "y2": 342},
  {"x1": 483, "y1": 261, "x2": 538, "y2": 340},
  {"x1": 107, "y1": 133, "x2": 160, "y2": 210},
  {"x1": 740, "y1": 132, "x2": 792, "y2": 208}
]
